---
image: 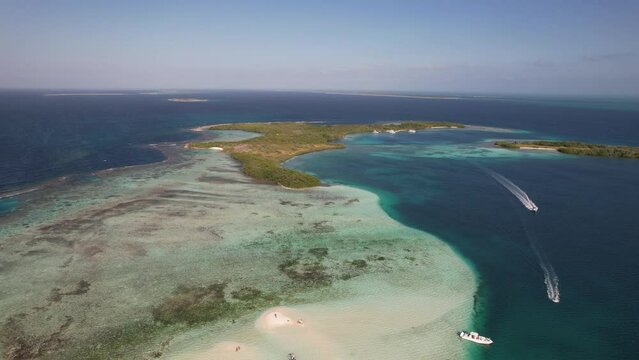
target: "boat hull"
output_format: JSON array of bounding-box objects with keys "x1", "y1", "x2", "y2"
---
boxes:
[{"x1": 458, "y1": 331, "x2": 493, "y2": 345}]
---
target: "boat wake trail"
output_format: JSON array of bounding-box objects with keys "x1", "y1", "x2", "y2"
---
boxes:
[
  {"x1": 541, "y1": 259, "x2": 561, "y2": 303},
  {"x1": 522, "y1": 224, "x2": 561, "y2": 303},
  {"x1": 485, "y1": 168, "x2": 559, "y2": 303},
  {"x1": 489, "y1": 171, "x2": 539, "y2": 212}
]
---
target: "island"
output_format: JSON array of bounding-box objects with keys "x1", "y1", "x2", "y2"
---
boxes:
[
  {"x1": 167, "y1": 98, "x2": 209, "y2": 102},
  {"x1": 0, "y1": 120, "x2": 476, "y2": 360},
  {"x1": 188, "y1": 121, "x2": 464, "y2": 188},
  {"x1": 495, "y1": 140, "x2": 639, "y2": 158}
]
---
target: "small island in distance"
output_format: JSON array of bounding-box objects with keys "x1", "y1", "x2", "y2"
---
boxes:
[
  {"x1": 167, "y1": 98, "x2": 209, "y2": 102},
  {"x1": 495, "y1": 140, "x2": 639, "y2": 158},
  {"x1": 189, "y1": 121, "x2": 464, "y2": 188}
]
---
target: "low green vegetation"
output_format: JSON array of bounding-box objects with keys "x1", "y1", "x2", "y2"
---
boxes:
[
  {"x1": 495, "y1": 140, "x2": 639, "y2": 158},
  {"x1": 152, "y1": 283, "x2": 279, "y2": 325},
  {"x1": 190, "y1": 121, "x2": 464, "y2": 188}
]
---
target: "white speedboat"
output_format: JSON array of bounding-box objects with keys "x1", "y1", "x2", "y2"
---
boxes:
[
  {"x1": 386, "y1": 129, "x2": 397, "y2": 134},
  {"x1": 373, "y1": 130, "x2": 380, "y2": 134},
  {"x1": 528, "y1": 203, "x2": 539, "y2": 213},
  {"x1": 408, "y1": 129, "x2": 416, "y2": 133},
  {"x1": 458, "y1": 331, "x2": 493, "y2": 345}
]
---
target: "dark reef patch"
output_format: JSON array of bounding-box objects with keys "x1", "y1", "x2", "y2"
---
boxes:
[
  {"x1": 48, "y1": 280, "x2": 91, "y2": 302},
  {"x1": 279, "y1": 200, "x2": 312, "y2": 208},
  {"x1": 36, "y1": 199, "x2": 160, "y2": 236},
  {"x1": 300, "y1": 221, "x2": 335, "y2": 234},
  {"x1": 278, "y1": 258, "x2": 332, "y2": 286},
  {"x1": 1, "y1": 315, "x2": 73, "y2": 360},
  {"x1": 312, "y1": 221, "x2": 335, "y2": 233},
  {"x1": 152, "y1": 283, "x2": 228, "y2": 325},
  {"x1": 230, "y1": 287, "x2": 279, "y2": 305},
  {"x1": 351, "y1": 259, "x2": 368, "y2": 268},
  {"x1": 308, "y1": 247, "x2": 328, "y2": 259},
  {"x1": 26, "y1": 236, "x2": 75, "y2": 248},
  {"x1": 123, "y1": 243, "x2": 148, "y2": 257},
  {"x1": 21, "y1": 249, "x2": 48, "y2": 257},
  {"x1": 230, "y1": 287, "x2": 263, "y2": 301},
  {"x1": 152, "y1": 283, "x2": 279, "y2": 325},
  {"x1": 62, "y1": 321, "x2": 162, "y2": 360},
  {"x1": 78, "y1": 243, "x2": 105, "y2": 257}
]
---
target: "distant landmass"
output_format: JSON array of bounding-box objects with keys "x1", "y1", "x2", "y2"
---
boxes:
[
  {"x1": 189, "y1": 121, "x2": 464, "y2": 188},
  {"x1": 495, "y1": 140, "x2": 639, "y2": 158},
  {"x1": 167, "y1": 98, "x2": 209, "y2": 103}
]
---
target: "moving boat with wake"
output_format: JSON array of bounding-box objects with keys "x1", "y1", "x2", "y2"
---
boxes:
[{"x1": 458, "y1": 330, "x2": 494, "y2": 345}]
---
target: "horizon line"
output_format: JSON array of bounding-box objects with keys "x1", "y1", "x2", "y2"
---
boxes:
[{"x1": 0, "y1": 87, "x2": 638, "y2": 99}]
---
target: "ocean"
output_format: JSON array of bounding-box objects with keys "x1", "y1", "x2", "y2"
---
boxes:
[
  {"x1": 1, "y1": 90, "x2": 638, "y2": 359},
  {"x1": 288, "y1": 129, "x2": 639, "y2": 359}
]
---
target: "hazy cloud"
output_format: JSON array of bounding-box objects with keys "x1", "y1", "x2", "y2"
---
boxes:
[{"x1": 583, "y1": 52, "x2": 636, "y2": 62}]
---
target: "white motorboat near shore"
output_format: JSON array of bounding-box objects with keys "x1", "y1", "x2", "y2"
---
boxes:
[{"x1": 458, "y1": 330, "x2": 493, "y2": 345}]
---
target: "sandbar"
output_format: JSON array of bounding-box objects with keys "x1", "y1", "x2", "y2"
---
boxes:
[{"x1": 0, "y1": 131, "x2": 476, "y2": 359}]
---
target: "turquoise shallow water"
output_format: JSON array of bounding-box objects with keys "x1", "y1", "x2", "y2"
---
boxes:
[
  {"x1": 2, "y1": 91, "x2": 639, "y2": 358},
  {"x1": 288, "y1": 129, "x2": 639, "y2": 360},
  {"x1": 0, "y1": 138, "x2": 476, "y2": 359},
  {"x1": 0, "y1": 199, "x2": 18, "y2": 216}
]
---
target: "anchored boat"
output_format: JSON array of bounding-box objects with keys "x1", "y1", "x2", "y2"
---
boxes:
[{"x1": 458, "y1": 330, "x2": 493, "y2": 345}]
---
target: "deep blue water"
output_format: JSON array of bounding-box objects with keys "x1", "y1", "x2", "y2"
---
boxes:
[
  {"x1": 288, "y1": 130, "x2": 639, "y2": 359},
  {"x1": 2, "y1": 90, "x2": 639, "y2": 193},
  {"x1": 1, "y1": 90, "x2": 639, "y2": 359}
]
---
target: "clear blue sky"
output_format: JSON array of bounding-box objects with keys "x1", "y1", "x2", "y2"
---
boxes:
[{"x1": 1, "y1": 0, "x2": 638, "y2": 95}]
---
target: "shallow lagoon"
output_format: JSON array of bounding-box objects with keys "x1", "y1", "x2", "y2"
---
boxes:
[
  {"x1": 2, "y1": 91, "x2": 639, "y2": 359},
  {"x1": 0, "y1": 131, "x2": 475, "y2": 359}
]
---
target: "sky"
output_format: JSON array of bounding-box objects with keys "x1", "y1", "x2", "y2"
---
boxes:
[{"x1": 1, "y1": 0, "x2": 638, "y2": 95}]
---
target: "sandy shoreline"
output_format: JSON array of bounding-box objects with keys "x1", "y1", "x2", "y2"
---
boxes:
[
  {"x1": 519, "y1": 146, "x2": 559, "y2": 151},
  {"x1": 0, "y1": 130, "x2": 476, "y2": 359}
]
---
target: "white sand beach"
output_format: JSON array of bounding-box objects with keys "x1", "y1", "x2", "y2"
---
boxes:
[
  {"x1": 184, "y1": 341, "x2": 265, "y2": 360},
  {"x1": 0, "y1": 130, "x2": 476, "y2": 359}
]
